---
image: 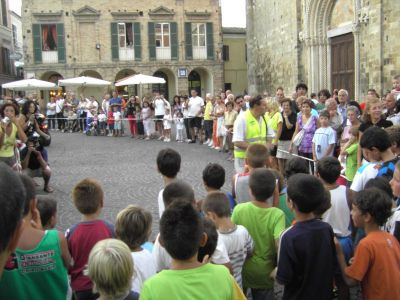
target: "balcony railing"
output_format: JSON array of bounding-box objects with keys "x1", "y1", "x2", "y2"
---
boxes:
[
  {"x1": 156, "y1": 47, "x2": 171, "y2": 60},
  {"x1": 42, "y1": 51, "x2": 58, "y2": 63},
  {"x1": 193, "y1": 46, "x2": 207, "y2": 60},
  {"x1": 119, "y1": 48, "x2": 135, "y2": 61}
]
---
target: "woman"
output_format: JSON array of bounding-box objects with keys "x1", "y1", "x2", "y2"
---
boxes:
[
  {"x1": 77, "y1": 96, "x2": 87, "y2": 132},
  {"x1": 340, "y1": 106, "x2": 361, "y2": 144},
  {"x1": 46, "y1": 97, "x2": 56, "y2": 130},
  {"x1": 126, "y1": 96, "x2": 138, "y2": 138},
  {"x1": 214, "y1": 95, "x2": 225, "y2": 150},
  {"x1": 317, "y1": 89, "x2": 331, "y2": 111},
  {"x1": 357, "y1": 97, "x2": 393, "y2": 167},
  {"x1": 276, "y1": 98, "x2": 297, "y2": 173},
  {"x1": 172, "y1": 95, "x2": 181, "y2": 116},
  {"x1": 18, "y1": 100, "x2": 49, "y2": 141},
  {"x1": 290, "y1": 99, "x2": 318, "y2": 172},
  {"x1": 265, "y1": 98, "x2": 281, "y2": 170},
  {"x1": 181, "y1": 96, "x2": 191, "y2": 141},
  {"x1": 384, "y1": 93, "x2": 400, "y2": 125}
]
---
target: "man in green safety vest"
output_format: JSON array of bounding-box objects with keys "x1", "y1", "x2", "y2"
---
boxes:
[{"x1": 232, "y1": 95, "x2": 268, "y2": 173}]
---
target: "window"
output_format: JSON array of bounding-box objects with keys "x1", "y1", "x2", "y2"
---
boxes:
[
  {"x1": 1, "y1": 0, "x2": 7, "y2": 27},
  {"x1": 41, "y1": 24, "x2": 58, "y2": 51},
  {"x1": 155, "y1": 23, "x2": 170, "y2": 47},
  {"x1": 192, "y1": 23, "x2": 206, "y2": 47},
  {"x1": 222, "y1": 45, "x2": 229, "y2": 61},
  {"x1": 118, "y1": 23, "x2": 133, "y2": 48},
  {"x1": 12, "y1": 24, "x2": 18, "y2": 49},
  {"x1": 1, "y1": 47, "x2": 11, "y2": 75}
]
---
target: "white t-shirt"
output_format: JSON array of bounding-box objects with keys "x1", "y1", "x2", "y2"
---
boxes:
[
  {"x1": 188, "y1": 96, "x2": 204, "y2": 117},
  {"x1": 152, "y1": 233, "x2": 230, "y2": 272},
  {"x1": 322, "y1": 185, "x2": 351, "y2": 237},
  {"x1": 113, "y1": 111, "x2": 121, "y2": 121},
  {"x1": 163, "y1": 114, "x2": 172, "y2": 129},
  {"x1": 218, "y1": 225, "x2": 254, "y2": 288},
  {"x1": 46, "y1": 102, "x2": 56, "y2": 116},
  {"x1": 312, "y1": 126, "x2": 336, "y2": 160},
  {"x1": 350, "y1": 162, "x2": 380, "y2": 192},
  {"x1": 154, "y1": 98, "x2": 167, "y2": 116},
  {"x1": 131, "y1": 249, "x2": 156, "y2": 293},
  {"x1": 158, "y1": 189, "x2": 165, "y2": 218},
  {"x1": 55, "y1": 99, "x2": 64, "y2": 113},
  {"x1": 385, "y1": 206, "x2": 400, "y2": 235}
]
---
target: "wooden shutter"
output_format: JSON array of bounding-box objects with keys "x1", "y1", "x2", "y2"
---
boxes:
[
  {"x1": 56, "y1": 23, "x2": 65, "y2": 63},
  {"x1": 148, "y1": 22, "x2": 156, "y2": 61},
  {"x1": 206, "y1": 22, "x2": 214, "y2": 60},
  {"x1": 32, "y1": 24, "x2": 42, "y2": 64},
  {"x1": 170, "y1": 22, "x2": 178, "y2": 60},
  {"x1": 133, "y1": 22, "x2": 141, "y2": 61},
  {"x1": 111, "y1": 22, "x2": 119, "y2": 60},
  {"x1": 184, "y1": 22, "x2": 192, "y2": 60}
]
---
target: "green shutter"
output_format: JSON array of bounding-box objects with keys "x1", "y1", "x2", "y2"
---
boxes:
[
  {"x1": 56, "y1": 23, "x2": 65, "y2": 63},
  {"x1": 184, "y1": 22, "x2": 192, "y2": 60},
  {"x1": 111, "y1": 22, "x2": 119, "y2": 60},
  {"x1": 170, "y1": 22, "x2": 178, "y2": 60},
  {"x1": 133, "y1": 22, "x2": 141, "y2": 61},
  {"x1": 206, "y1": 22, "x2": 214, "y2": 60},
  {"x1": 32, "y1": 24, "x2": 42, "y2": 64},
  {"x1": 148, "y1": 22, "x2": 156, "y2": 61}
]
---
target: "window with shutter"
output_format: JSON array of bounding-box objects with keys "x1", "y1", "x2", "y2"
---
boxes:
[
  {"x1": 184, "y1": 22, "x2": 192, "y2": 60},
  {"x1": 148, "y1": 22, "x2": 156, "y2": 60},
  {"x1": 111, "y1": 22, "x2": 119, "y2": 60},
  {"x1": 56, "y1": 24, "x2": 65, "y2": 63},
  {"x1": 206, "y1": 23, "x2": 214, "y2": 60},
  {"x1": 134, "y1": 22, "x2": 141, "y2": 61},
  {"x1": 32, "y1": 24, "x2": 42, "y2": 64}
]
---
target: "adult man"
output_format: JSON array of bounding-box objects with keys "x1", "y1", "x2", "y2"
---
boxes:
[
  {"x1": 337, "y1": 89, "x2": 349, "y2": 124},
  {"x1": 292, "y1": 83, "x2": 308, "y2": 112},
  {"x1": 384, "y1": 93, "x2": 400, "y2": 125},
  {"x1": 20, "y1": 134, "x2": 53, "y2": 193},
  {"x1": 154, "y1": 94, "x2": 169, "y2": 139},
  {"x1": 0, "y1": 162, "x2": 25, "y2": 278},
  {"x1": 232, "y1": 95, "x2": 268, "y2": 173},
  {"x1": 55, "y1": 95, "x2": 65, "y2": 131},
  {"x1": 275, "y1": 87, "x2": 285, "y2": 105},
  {"x1": 235, "y1": 95, "x2": 247, "y2": 116},
  {"x1": 109, "y1": 91, "x2": 122, "y2": 111},
  {"x1": 187, "y1": 89, "x2": 204, "y2": 143}
]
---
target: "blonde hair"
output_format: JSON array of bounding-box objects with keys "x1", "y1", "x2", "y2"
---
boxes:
[
  {"x1": 266, "y1": 97, "x2": 280, "y2": 115},
  {"x1": 88, "y1": 239, "x2": 134, "y2": 299},
  {"x1": 115, "y1": 205, "x2": 152, "y2": 249},
  {"x1": 363, "y1": 97, "x2": 381, "y2": 123}
]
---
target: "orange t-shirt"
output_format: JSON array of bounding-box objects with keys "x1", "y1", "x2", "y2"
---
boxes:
[{"x1": 345, "y1": 231, "x2": 400, "y2": 300}]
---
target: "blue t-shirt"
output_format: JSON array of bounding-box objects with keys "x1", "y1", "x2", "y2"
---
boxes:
[
  {"x1": 109, "y1": 97, "x2": 122, "y2": 111},
  {"x1": 377, "y1": 157, "x2": 399, "y2": 180},
  {"x1": 277, "y1": 219, "x2": 337, "y2": 300}
]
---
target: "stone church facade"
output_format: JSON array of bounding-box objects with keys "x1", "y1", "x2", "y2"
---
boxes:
[
  {"x1": 247, "y1": 0, "x2": 399, "y2": 101},
  {"x1": 21, "y1": 0, "x2": 223, "y2": 100}
]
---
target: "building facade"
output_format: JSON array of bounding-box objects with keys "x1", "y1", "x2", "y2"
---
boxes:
[
  {"x1": 222, "y1": 27, "x2": 247, "y2": 95},
  {"x1": 21, "y1": 0, "x2": 224, "y2": 100},
  {"x1": 247, "y1": 0, "x2": 400, "y2": 101}
]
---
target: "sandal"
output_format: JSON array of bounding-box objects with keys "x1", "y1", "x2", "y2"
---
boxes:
[{"x1": 44, "y1": 186, "x2": 54, "y2": 193}]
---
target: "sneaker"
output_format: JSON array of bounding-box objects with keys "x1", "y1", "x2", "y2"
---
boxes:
[
  {"x1": 215, "y1": 147, "x2": 221, "y2": 150},
  {"x1": 186, "y1": 139, "x2": 192, "y2": 143},
  {"x1": 145, "y1": 137, "x2": 150, "y2": 140},
  {"x1": 158, "y1": 136, "x2": 164, "y2": 141},
  {"x1": 208, "y1": 140, "x2": 214, "y2": 146}
]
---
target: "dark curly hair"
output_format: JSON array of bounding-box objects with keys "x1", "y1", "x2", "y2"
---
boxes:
[
  {"x1": 21, "y1": 100, "x2": 37, "y2": 116},
  {"x1": 0, "y1": 102, "x2": 19, "y2": 118},
  {"x1": 353, "y1": 188, "x2": 392, "y2": 226}
]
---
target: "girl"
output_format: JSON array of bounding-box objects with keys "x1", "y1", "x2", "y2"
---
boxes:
[
  {"x1": 163, "y1": 108, "x2": 172, "y2": 142},
  {"x1": 141, "y1": 101, "x2": 152, "y2": 140},
  {"x1": 126, "y1": 96, "x2": 138, "y2": 138},
  {"x1": 340, "y1": 126, "x2": 359, "y2": 185},
  {"x1": 107, "y1": 106, "x2": 114, "y2": 137},
  {"x1": 175, "y1": 111, "x2": 185, "y2": 142},
  {"x1": 224, "y1": 101, "x2": 237, "y2": 160},
  {"x1": 113, "y1": 105, "x2": 122, "y2": 137},
  {"x1": 98, "y1": 109, "x2": 107, "y2": 136}
]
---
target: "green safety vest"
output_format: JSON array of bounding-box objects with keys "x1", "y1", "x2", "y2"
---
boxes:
[{"x1": 234, "y1": 110, "x2": 267, "y2": 159}]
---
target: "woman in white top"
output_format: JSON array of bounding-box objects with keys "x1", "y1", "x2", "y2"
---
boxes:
[{"x1": 46, "y1": 97, "x2": 56, "y2": 130}]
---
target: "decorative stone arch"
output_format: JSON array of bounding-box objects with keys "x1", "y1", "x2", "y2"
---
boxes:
[
  {"x1": 114, "y1": 69, "x2": 137, "y2": 95},
  {"x1": 304, "y1": 0, "x2": 361, "y2": 100},
  {"x1": 188, "y1": 67, "x2": 213, "y2": 96},
  {"x1": 79, "y1": 70, "x2": 103, "y2": 79},
  {"x1": 115, "y1": 69, "x2": 136, "y2": 82},
  {"x1": 152, "y1": 68, "x2": 177, "y2": 101}
]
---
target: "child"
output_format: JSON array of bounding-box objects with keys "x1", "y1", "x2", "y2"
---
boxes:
[
  {"x1": 98, "y1": 109, "x2": 107, "y2": 136},
  {"x1": 36, "y1": 195, "x2": 57, "y2": 230},
  {"x1": 107, "y1": 106, "x2": 114, "y2": 137},
  {"x1": 113, "y1": 105, "x2": 122, "y2": 137},
  {"x1": 312, "y1": 110, "x2": 336, "y2": 162},
  {"x1": 385, "y1": 125, "x2": 400, "y2": 157},
  {"x1": 156, "y1": 148, "x2": 181, "y2": 218},
  {"x1": 87, "y1": 239, "x2": 139, "y2": 300},
  {"x1": 67, "y1": 109, "x2": 78, "y2": 133},
  {"x1": 162, "y1": 108, "x2": 172, "y2": 142},
  {"x1": 140, "y1": 200, "x2": 246, "y2": 300},
  {"x1": 66, "y1": 178, "x2": 114, "y2": 300},
  {"x1": 276, "y1": 174, "x2": 338, "y2": 299},
  {"x1": 175, "y1": 111, "x2": 185, "y2": 142},
  {"x1": 141, "y1": 101, "x2": 152, "y2": 140},
  {"x1": 317, "y1": 157, "x2": 353, "y2": 263},
  {"x1": 391, "y1": 74, "x2": 400, "y2": 100},
  {"x1": 115, "y1": 205, "x2": 156, "y2": 293},
  {"x1": 0, "y1": 175, "x2": 70, "y2": 299},
  {"x1": 388, "y1": 161, "x2": 400, "y2": 240},
  {"x1": 232, "y1": 168, "x2": 285, "y2": 298},
  {"x1": 198, "y1": 218, "x2": 219, "y2": 263},
  {"x1": 203, "y1": 191, "x2": 254, "y2": 288},
  {"x1": 340, "y1": 125, "x2": 359, "y2": 184},
  {"x1": 335, "y1": 188, "x2": 400, "y2": 299},
  {"x1": 202, "y1": 163, "x2": 225, "y2": 193}
]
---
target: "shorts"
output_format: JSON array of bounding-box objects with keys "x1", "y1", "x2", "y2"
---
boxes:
[
  {"x1": 114, "y1": 121, "x2": 121, "y2": 130},
  {"x1": 189, "y1": 117, "x2": 202, "y2": 129},
  {"x1": 155, "y1": 115, "x2": 164, "y2": 124},
  {"x1": 23, "y1": 166, "x2": 50, "y2": 178}
]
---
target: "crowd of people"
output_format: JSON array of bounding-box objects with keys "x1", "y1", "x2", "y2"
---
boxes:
[{"x1": 0, "y1": 74, "x2": 400, "y2": 300}]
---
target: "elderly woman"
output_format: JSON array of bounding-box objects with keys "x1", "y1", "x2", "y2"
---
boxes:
[
  {"x1": 265, "y1": 98, "x2": 281, "y2": 169},
  {"x1": 0, "y1": 103, "x2": 27, "y2": 168},
  {"x1": 384, "y1": 93, "x2": 400, "y2": 125}
]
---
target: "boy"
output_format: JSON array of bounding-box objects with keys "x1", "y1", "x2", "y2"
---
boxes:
[
  {"x1": 312, "y1": 110, "x2": 336, "y2": 161},
  {"x1": 113, "y1": 105, "x2": 122, "y2": 137},
  {"x1": 335, "y1": 188, "x2": 400, "y2": 299},
  {"x1": 36, "y1": 195, "x2": 57, "y2": 230},
  {"x1": 202, "y1": 163, "x2": 225, "y2": 193},
  {"x1": 156, "y1": 148, "x2": 181, "y2": 218},
  {"x1": 141, "y1": 200, "x2": 246, "y2": 300},
  {"x1": 203, "y1": 191, "x2": 254, "y2": 288},
  {"x1": 232, "y1": 168, "x2": 285, "y2": 298},
  {"x1": 317, "y1": 157, "x2": 353, "y2": 262},
  {"x1": 66, "y1": 178, "x2": 114, "y2": 300},
  {"x1": 0, "y1": 175, "x2": 70, "y2": 299},
  {"x1": 115, "y1": 205, "x2": 156, "y2": 293},
  {"x1": 276, "y1": 174, "x2": 337, "y2": 299},
  {"x1": 385, "y1": 125, "x2": 400, "y2": 156}
]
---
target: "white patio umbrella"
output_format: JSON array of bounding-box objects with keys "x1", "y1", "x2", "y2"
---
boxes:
[
  {"x1": 58, "y1": 76, "x2": 111, "y2": 87},
  {"x1": 2, "y1": 78, "x2": 56, "y2": 91},
  {"x1": 115, "y1": 73, "x2": 166, "y2": 86}
]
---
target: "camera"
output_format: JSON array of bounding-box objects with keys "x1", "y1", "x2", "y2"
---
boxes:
[
  {"x1": 28, "y1": 133, "x2": 42, "y2": 151},
  {"x1": 1, "y1": 117, "x2": 10, "y2": 125}
]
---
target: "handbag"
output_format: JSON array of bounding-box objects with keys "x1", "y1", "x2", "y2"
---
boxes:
[{"x1": 292, "y1": 129, "x2": 305, "y2": 147}]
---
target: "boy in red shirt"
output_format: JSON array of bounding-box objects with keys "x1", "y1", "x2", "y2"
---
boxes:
[{"x1": 335, "y1": 188, "x2": 400, "y2": 300}]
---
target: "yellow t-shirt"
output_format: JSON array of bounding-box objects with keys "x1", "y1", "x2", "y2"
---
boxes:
[
  {"x1": 204, "y1": 101, "x2": 213, "y2": 121},
  {"x1": 0, "y1": 123, "x2": 17, "y2": 158},
  {"x1": 265, "y1": 111, "x2": 282, "y2": 143}
]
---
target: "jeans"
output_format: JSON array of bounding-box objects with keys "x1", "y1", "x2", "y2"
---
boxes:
[
  {"x1": 56, "y1": 112, "x2": 64, "y2": 130},
  {"x1": 47, "y1": 114, "x2": 55, "y2": 129}
]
